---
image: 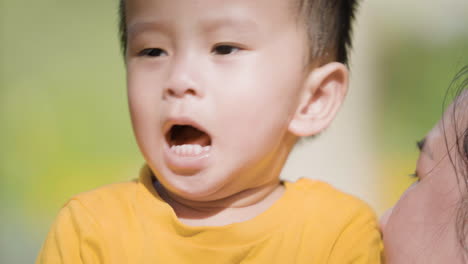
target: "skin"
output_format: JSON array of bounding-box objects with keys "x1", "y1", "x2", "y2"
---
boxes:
[
  {"x1": 125, "y1": 0, "x2": 348, "y2": 226},
  {"x1": 380, "y1": 90, "x2": 468, "y2": 263}
]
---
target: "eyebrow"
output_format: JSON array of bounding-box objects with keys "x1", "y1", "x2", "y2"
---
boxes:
[
  {"x1": 127, "y1": 17, "x2": 259, "y2": 38},
  {"x1": 201, "y1": 17, "x2": 259, "y2": 34},
  {"x1": 127, "y1": 20, "x2": 173, "y2": 39}
]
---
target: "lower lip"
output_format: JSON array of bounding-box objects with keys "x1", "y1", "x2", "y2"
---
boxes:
[{"x1": 163, "y1": 144, "x2": 212, "y2": 174}]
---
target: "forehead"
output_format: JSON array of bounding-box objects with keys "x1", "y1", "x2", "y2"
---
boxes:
[{"x1": 125, "y1": 0, "x2": 298, "y2": 33}]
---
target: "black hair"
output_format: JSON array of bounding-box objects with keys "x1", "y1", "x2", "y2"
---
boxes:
[
  {"x1": 296, "y1": 0, "x2": 360, "y2": 65},
  {"x1": 442, "y1": 65, "x2": 468, "y2": 255},
  {"x1": 118, "y1": 0, "x2": 126, "y2": 57},
  {"x1": 118, "y1": 0, "x2": 360, "y2": 65}
]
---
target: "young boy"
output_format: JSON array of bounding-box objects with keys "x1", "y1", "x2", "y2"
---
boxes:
[{"x1": 38, "y1": 0, "x2": 383, "y2": 263}]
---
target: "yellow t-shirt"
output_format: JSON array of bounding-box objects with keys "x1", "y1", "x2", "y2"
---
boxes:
[{"x1": 37, "y1": 167, "x2": 383, "y2": 263}]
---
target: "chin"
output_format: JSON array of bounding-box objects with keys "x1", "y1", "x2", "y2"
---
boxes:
[{"x1": 154, "y1": 165, "x2": 231, "y2": 201}]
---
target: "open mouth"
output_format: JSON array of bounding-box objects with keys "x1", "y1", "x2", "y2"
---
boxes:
[{"x1": 165, "y1": 125, "x2": 212, "y2": 156}]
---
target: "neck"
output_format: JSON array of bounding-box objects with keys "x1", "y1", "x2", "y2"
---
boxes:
[{"x1": 155, "y1": 180, "x2": 285, "y2": 226}]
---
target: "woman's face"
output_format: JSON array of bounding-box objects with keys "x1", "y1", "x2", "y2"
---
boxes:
[{"x1": 380, "y1": 91, "x2": 468, "y2": 263}]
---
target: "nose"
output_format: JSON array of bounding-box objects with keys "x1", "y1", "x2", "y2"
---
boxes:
[
  {"x1": 379, "y1": 207, "x2": 393, "y2": 231},
  {"x1": 163, "y1": 57, "x2": 203, "y2": 99}
]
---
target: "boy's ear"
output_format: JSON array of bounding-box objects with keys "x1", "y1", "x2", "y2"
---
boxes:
[{"x1": 288, "y1": 62, "x2": 348, "y2": 137}]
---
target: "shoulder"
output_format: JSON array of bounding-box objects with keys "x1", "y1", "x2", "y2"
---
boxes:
[
  {"x1": 38, "y1": 180, "x2": 142, "y2": 263},
  {"x1": 60, "y1": 179, "x2": 141, "y2": 223},
  {"x1": 287, "y1": 178, "x2": 383, "y2": 263},
  {"x1": 69, "y1": 179, "x2": 139, "y2": 205},
  {"x1": 287, "y1": 178, "x2": 380, "y2": 244},
  {"x1": 288, "y1": 178, "x2": 376, "y2": 220}
]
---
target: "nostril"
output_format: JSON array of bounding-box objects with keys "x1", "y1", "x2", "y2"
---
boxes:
[
  {"x1": 166, "y1": 87, "x2": 196, "y2": 98},
  {"x1": 186, "y1": 88, "x2": 196, "y2": 96}
]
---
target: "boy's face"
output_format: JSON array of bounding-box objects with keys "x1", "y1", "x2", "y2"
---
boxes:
[{"x1": 126, "y1": 0, "x2": 309, "y2": 200}]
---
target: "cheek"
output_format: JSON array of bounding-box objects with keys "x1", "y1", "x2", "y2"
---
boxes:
[
  {"x1": 220, "y1": 53, "x2": 303, "y2": 113},
  {"x1": 128, "y1": 64, "x2": 164, "y2": 112},
  {"x1": 127, "y1": 65, "x2": 163, "y2": 103},
  {"x1": 391, "y1": 181, "x2": 457, "y2": 228},
  {"x1": 213, "y1": 60, "x2": 303, "y2": 148},
  {"x1": 383, "y1": 179, "x2": 462, "y2": 260},
  {"x1": 127, "y1": 68, "x2": 165, "y2": 147},
  {"x1": 382, "y1": 189, "x2": 432, "y2": 260}
]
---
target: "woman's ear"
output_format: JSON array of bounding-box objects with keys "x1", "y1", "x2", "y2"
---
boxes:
[{"x1": 288, "y1": 62, "x2": 349, "y2": 137}]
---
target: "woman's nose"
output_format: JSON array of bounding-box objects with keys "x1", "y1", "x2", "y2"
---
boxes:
[{"x1": 379, "y1": 207, "x2": 393, "y2": 231}]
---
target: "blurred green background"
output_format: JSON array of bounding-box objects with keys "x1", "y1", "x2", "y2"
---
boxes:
[
  {"x1": 1, "y1": 0, "x2": 467, "y2": 262},
  {"x1": 1, "y1": 1, "x2": 142, "y2": 262},
  {"x1": 372, "y1": 7, "x2": 468, "y2": 206}
]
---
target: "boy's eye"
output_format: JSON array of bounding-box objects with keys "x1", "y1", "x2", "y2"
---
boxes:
[
  {"x1": 212, "y1": 44, "x2": 241, "y2": 55},
  {"x1": 139, "y1": 48, "x2": 168, "y2": 57}
]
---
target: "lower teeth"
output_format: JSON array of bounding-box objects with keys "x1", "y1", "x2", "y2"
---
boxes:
[{"x1": 170, "y1": 144, "x2": 211, "y2": 156}]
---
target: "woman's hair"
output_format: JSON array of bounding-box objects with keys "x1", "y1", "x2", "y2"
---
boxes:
[{"x1": 442, "y1": 65, "x2": 468, "y2": 253}]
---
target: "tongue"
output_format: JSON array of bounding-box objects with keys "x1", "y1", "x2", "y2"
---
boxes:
[{"x1": 172, "y1": 126, "x2": 211, "y2": 146}]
